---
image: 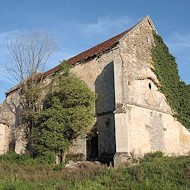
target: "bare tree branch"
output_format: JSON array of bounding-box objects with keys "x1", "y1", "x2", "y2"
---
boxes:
[
  {"x1": 5, "y1": 30, "x2": 57, "y2": 83},
  {"x1": 2, "y1": 30, "x2": 57, "y2": 144}
]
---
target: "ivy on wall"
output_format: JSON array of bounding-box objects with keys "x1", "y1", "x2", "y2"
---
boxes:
[{"x1": 151, "y1": 32, "x2": 190, "y2": 128}]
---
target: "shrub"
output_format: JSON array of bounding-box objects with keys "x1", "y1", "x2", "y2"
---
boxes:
[
  {"x1": 0, "y1": 151, "x2": 56, "y2": 166},
  {"x1": 34, "y1": 152, "x2": 56, "y2": 165},
  {"x1": 53, "y1": 163, "x2": 66, "y2": 171},
  {"x1": 142, "y1": 151, "x2": 164, "y2": 162},
  {"x1": 0, "y1": 152, "x2": 31, "y2": 164}
]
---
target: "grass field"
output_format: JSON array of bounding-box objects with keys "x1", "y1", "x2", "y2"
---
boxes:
[{"x1": 0, "y1": 152, "x2": 190, "y2": 190}]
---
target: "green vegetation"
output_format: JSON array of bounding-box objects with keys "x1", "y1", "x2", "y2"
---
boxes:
[
  {"x1": 0, "y1": 151, "x2": 55, "y2": 165},
  {"x1": 5, "y1": 31, "x2": 56, "y2": 149},
  {"x1": 32, "y1": 62, "x2": 96, "y2": 163},
  {"x1": 1, "y1": 152, "x2": 190, "y2": 189},
  {"x1": 151, "y1": 32, "x2": 190, "y2": 128}
]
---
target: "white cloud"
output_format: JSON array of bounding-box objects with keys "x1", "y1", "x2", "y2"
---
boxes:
[
  {"x1": 166, "y1": 32, "x2": 190, "y2": 53},
  {"x1": 0, "y1": 15, "x2": 135, "y2": 101},
  {"x1": 45, "y1": 16, "x2": 133, "y2": 70},
  {"x1": 0, "y1": 30, "x2": 19, "y2": 42},
  {"x1": 173, "y1": 32, "x2": 190, "y2": 43},
  {"x1": 86, "y1": 16, "x2": 133, "y2": 34}
]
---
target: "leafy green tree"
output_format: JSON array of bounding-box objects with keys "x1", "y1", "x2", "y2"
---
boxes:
[{"x1": 32, "y1": 62, "x2": 96, "y2": 163}]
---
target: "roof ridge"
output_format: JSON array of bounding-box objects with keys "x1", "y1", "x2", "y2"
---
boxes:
[
  {"x1": 43, "y1": 16, "x2": 156, "y2": 78},
  {"x1": 43, "y1": 29, "x2": 130, "y2": 77},
  {"x1": 6, "y1": 16, "x2": 153, "y2": 96}
]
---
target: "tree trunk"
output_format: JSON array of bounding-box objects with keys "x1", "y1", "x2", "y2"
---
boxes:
[{"x1": 59, "y1": 150, "x2": 67, "y2": 163}]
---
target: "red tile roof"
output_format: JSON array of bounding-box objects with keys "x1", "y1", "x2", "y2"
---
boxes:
[
  {"x1": 43, "y1": 29, "x2": 130, "y2": 77},
  {"x1": 6, "y1": 28, "x2": 132, "y2": 96}
]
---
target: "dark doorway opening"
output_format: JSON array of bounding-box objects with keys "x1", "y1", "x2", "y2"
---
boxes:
[{"x1": 86, "y1": 130, "x2": 98, "y2": 160}]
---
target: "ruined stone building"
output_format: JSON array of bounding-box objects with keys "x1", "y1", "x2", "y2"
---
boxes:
[{"x1": 1, "y1": 16, "x2": 190, "y2": 165}]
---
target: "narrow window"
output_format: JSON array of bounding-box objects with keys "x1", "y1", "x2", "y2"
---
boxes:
[{"x1": 149, "y1": 83, "x2": 152, "y2": 89}]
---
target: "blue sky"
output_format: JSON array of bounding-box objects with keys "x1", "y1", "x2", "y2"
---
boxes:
[{"x1": 0, "y1": 0, "x2": 189, "y2": 103}]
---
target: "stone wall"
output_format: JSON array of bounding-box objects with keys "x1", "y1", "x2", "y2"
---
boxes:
[
  {"x1": 115, "y1": 16, "x2": 190, "y2": 159},
  {"x1": 0, "y1": 124, "x2": 12, "y2": 154},
  {"x1": 1, "y1": 16, "x2": 190, "y2": 165},
  {"x1": 126, "y1": 105, "x2": 176, "y2": 156},
  {"x1": 67, "y1": 136, "x2": 86, "y2": 160},
  {"x1": 72, "y1": 52, "x2": 115, "y2": 114},
  {"x1": 124, "y1": 104, "x2": 190, "y2": 157},
  {"x1": 71, "y1": 50, "x2": 117, "y2": 159},
  {"x1": 0, "y1": 91, "x2": 20, "y2": 154},
  {"x1": 95, "y1": 113, "x2": 115, "y2": 157}
]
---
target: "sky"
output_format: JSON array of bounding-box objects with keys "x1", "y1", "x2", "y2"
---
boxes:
[{"x1": 0, "y1": 0, "x2": 189, "y2": 103}]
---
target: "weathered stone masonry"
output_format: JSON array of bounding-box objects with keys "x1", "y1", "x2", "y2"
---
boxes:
[{"x1": 1, "y1": 16, "x2": 190, "y2": 166}]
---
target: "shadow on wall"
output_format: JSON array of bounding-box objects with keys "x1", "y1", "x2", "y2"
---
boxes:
[
  {"x1": 86, "y1": 62, "x2": 116, "y2": 165},
  {"x1": 95, "y1": 62, "x2": 115, "y2": 115}
]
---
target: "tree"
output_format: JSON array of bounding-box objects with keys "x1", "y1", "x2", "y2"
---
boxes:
[
  {"x1": 32, "y1": 62, "x2": 96, "y2": 163},
  {"x1": 4, "y1": 30, "x2": 57, "y2": 147},
  {"x1": 5, "y1": 30, "x2": 56, "y2": 83}
]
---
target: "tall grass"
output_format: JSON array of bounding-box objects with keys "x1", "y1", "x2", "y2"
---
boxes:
[{"x1": 0, "y1": 152, "x2": 190, "y2": 189}]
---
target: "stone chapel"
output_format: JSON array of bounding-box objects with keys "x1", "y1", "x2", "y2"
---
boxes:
[{"x1": 1, "y1": 16, "x2": 190, "y2": 166}]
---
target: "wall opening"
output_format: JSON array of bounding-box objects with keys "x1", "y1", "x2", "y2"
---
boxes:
[
  {"x1": 149, "y1": 82, "x2": 152, "y2": 89},
  {"x1": 86, "y1": 130, "x2": 98, "y2": 160}
]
